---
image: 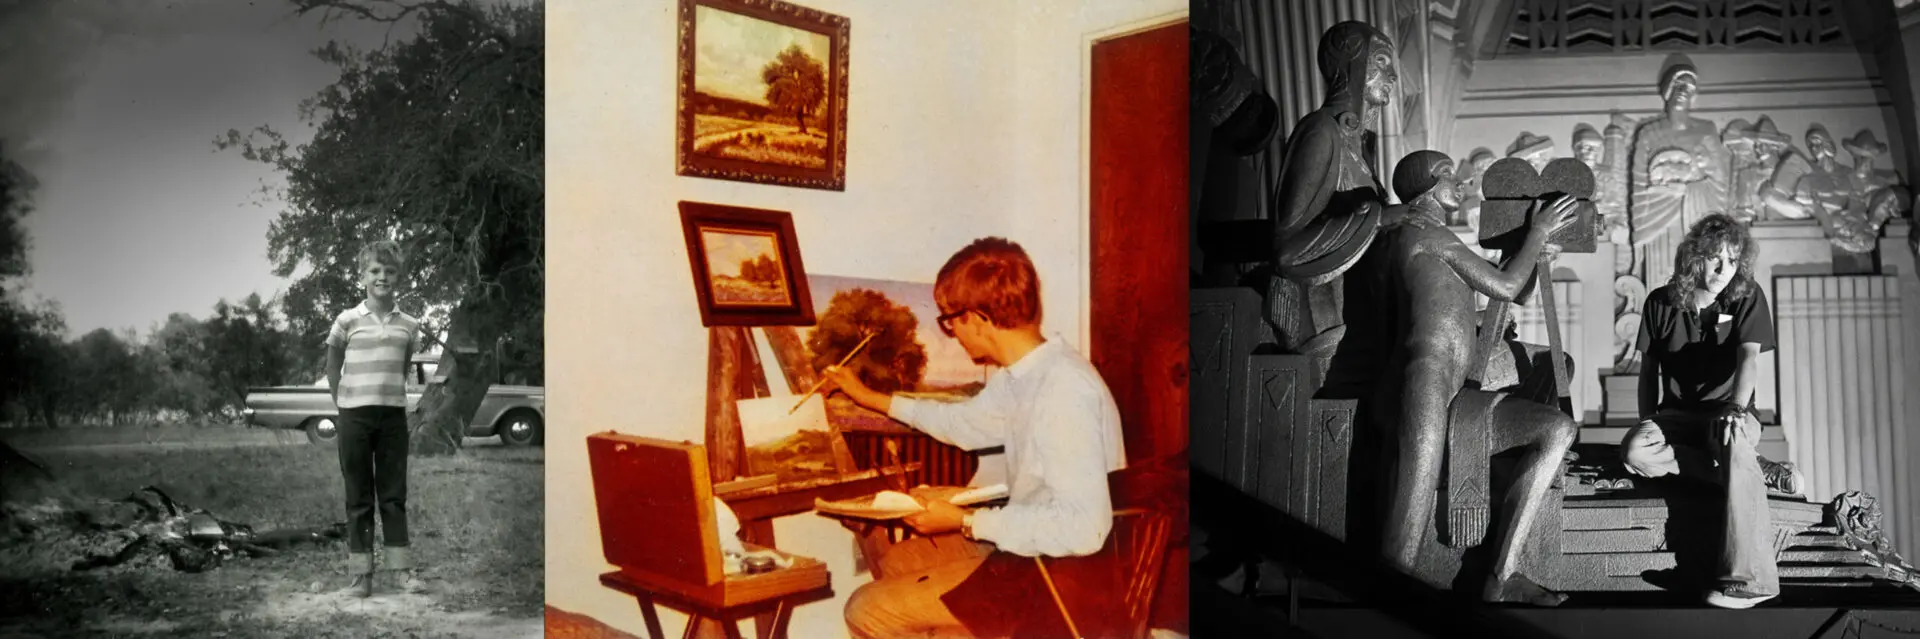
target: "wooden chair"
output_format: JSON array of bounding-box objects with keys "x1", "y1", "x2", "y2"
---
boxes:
[
  {"x1": 586, "y1": 432, "x2": 833, "y2": 639},
  {"x1": 1037, "y1": 507, "x2": 1176, "y2": 639}
]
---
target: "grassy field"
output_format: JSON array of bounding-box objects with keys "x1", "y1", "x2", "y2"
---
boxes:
[
  {"x1": 691, "y1": 114, "x2": 828, "y2": 169},
  {"x1": 0, "y1": 442, "x2": 542, "y2": 638},
  {"x1": 0, "y1": 423, "x2": 304, "y2": 449},
  {"x1": 710, "y1": 275, "x2": 790, "y2": 306}
]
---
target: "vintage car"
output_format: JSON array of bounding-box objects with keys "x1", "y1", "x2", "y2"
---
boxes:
[{"x1": 242, "y1": 353, "x2": 544, "y2": 446}]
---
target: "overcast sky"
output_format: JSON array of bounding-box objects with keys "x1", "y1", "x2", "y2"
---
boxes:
[
  {"x1": 693, "y1": 4, "x2": 831, "y2": 103},
  {"x1": 0, "y1": 0, "x2": 418, "y2": 338}
]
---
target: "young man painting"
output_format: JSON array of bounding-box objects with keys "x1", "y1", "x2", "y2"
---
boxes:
[{"x1": 821, "y1": 237, "x2": 1126, "y2": 638}]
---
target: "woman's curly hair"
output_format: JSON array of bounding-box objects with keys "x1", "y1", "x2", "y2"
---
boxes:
[{"x1": 1670, "y1": 213, "x2": 1757, "y2": 304}]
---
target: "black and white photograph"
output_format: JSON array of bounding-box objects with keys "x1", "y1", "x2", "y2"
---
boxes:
[
  {"x1": 0, "y1": 0, "x2": 544, "y2": 636},
  {"x1": 1191, "y1": 0, "x2": 1920, "y2": 636}
]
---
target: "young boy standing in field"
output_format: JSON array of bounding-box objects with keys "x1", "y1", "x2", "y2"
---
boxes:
[
  {"x1": 327, "y1": 240, "x2": 427, "y2": 597},
  {"x1": 1621, "y1": 213, "x2": 1802, "y2": 609}
]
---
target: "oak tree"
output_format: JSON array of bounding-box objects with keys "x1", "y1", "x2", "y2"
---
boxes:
[
  {"x1": 762, "y1": 44, "x2": 826, "y2": 134},
  {"x1": 217, "y1": 0, "x2": 543, "y2": 454},
  {"x1": 807, "y1": 288, "x2": 927, "y2": 394}
]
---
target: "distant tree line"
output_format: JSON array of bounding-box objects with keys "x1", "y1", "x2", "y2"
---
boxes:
[
  {"x1": 737, "y1": 255, "x2": 782, "y2": 285},
  {"x1": 1, "y1": 0, "x2": 546, "y2": 446},
  {"x1": 0, "y1": 291, "x2": 544, "y2": 429},
  {"x1": 0, "y1": 294, "x2": 305, "y2": 428}
]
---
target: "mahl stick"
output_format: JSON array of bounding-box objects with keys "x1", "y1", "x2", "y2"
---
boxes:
[{"x1": 789, "y1": 329, "x2": 878, "y2": 414}]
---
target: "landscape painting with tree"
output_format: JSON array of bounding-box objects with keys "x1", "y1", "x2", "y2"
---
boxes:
[
  {"x1": 702, "y1": 226, "x2": 791, "y2": 307},
  {"x1": 677, "y1": 0, "x2": 849, "y2": 190},
  {"x1": 791, "y1": 275, "x2": 990, "y2": 432},
  {"x1": 679, "y1": 201, "x2": 814, "y2": 326}
]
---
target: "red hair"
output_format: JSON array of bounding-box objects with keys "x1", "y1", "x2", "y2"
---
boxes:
[{"x1": 934, "y1": 237, "x2": 1041, "y2": 329}]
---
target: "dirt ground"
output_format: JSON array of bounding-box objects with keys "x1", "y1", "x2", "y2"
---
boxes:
[{"x1": 0, "y1": 430, "x2": 542, "y2": 638}]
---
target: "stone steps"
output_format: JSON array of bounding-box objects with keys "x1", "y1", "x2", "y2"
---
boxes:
[
  {"x1": 1561, "y1": 527, "x2": 1861, "y2": 555},
  {"x1": 1542, "y1": 482, "x2": 1892, "y2": 592}
]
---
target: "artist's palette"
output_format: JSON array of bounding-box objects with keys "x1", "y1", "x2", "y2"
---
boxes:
[
  {"x1": 815, "y1": 492, "x2": 926, "y2": 520},
  {"x1": 949, "y1": 483, "x2": 1009, "y2": 507},
  {"x1": 814, "y1": 484, "x2": 1008, "y2": 520}
]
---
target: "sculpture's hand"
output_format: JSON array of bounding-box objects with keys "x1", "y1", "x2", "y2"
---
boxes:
[{"x1": 1529, "y1": 194, "x2": 1580, "y2": 235}]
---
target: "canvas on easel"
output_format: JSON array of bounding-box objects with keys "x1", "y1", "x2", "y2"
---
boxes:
[{"x1": 733, "y1": 324, "x2": 855, "y2": 483}]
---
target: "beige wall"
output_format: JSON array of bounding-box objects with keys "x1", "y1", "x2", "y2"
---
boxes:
[{"x1": 545, "y1": 1, "x2": 1184, "y2": 637}]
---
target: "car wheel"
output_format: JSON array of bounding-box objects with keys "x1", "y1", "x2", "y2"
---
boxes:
[
  {"x1": 497, "y1": 410, "x2": 543, "y2": 447},
  {"x1": 306, "y1": 417, "x2": 339, "y2": 445}
]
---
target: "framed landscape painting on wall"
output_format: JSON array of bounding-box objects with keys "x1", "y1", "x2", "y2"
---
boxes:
[
  {"x1": 676, "y1": 0, "x2": 850, "y2": 191},
  {"x1": 679, "y1": 201, "x2": 815, "y2": 326}
]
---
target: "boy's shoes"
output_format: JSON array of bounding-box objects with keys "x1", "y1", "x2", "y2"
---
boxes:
[
  {"x1": 338, "y1": 573, "x2": 374, "y2": 598},
  {"x1": 1759, "y1": 458, "x2": 1803, "y2": 496},
  {"x1": 398, "y1": 570, "x2": 429, "y2": 595},
  {"x1": 1705, "y1": 585, "x2": 1777, "y2": 609}
]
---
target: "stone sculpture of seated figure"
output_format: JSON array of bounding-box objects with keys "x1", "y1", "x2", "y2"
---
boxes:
[{"x1": 1331, "y1": 150, "x2": 1582, "y2": 606}]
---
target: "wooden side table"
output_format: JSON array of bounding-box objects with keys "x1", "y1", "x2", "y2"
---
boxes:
[{"x1": 600, "y1": 556, "x2": 834, "y2": 639}]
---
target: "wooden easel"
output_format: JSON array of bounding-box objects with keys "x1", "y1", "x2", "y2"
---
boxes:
[
  {"x1": 703, "y1": 325, "x2": 857, "y2": 487},
  {"x1": 1466, "y1": 259, "x2": 1570, "y2": 403},
  {"x1": 697, "y1": 324, "x2": 864, "y2": 638}
]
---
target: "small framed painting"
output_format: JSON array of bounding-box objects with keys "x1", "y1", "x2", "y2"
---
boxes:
[{"x1": 679, "y1": 201, "x2": 815, "y2": 326}]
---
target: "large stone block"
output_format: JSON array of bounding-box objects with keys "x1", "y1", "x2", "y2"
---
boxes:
[{"x1": 1191, "y1": 287, "x2": 1267, "y2": 483}]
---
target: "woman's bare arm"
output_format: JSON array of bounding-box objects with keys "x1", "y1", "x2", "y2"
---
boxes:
[
  {"x1": 1638, "y1": 350, "x2": 1661, "y2": 420},
  {"x1": 1730, "y1": 342, "x2": 1762, "y2": 409}
]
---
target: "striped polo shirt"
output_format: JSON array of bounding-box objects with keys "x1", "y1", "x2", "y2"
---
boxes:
[{"x1": 326, "y1": 301, "x2": 421, "y2": 409}]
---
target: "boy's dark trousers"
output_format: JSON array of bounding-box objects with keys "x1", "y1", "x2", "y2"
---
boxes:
[{"x1": 338, "y1": 405, "x2": 412, "y2": 575}]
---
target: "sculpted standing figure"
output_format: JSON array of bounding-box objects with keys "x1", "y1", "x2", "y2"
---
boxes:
[
  {"x1": 1507, "y1": 132, "x2": 1555, "y2": 173},
  {"x1": 1269, "y1": 21, "x2": 1396, "y2": 359},
  {"x1": 1575, "y1": 122, "x2": 1629, "y2": 244},
  {"x1": 1721, "y1": 117, "x2": 1793, "y2": 224},
  {"x1": 1601, "y1": 114, "x2": 1635, "y2": 243},
  {"x1": 1630, "y1": 56, "x2": 1729, "y2": 291},
  {"x1": 1336, "y1": 150, "x2": 1581, "y2": 606},
  {"x1": 1821, "y1": 131, "x2": 1907, "y2": 254},
  {"x1": 1456, "y1": 148, "x2": 1497, "y2": 230},
  {"x1": 1572, "y1": 124, "x2": 1604, "y2": 173},
  {"x1": 1762, "y1": 125, "x2": 1842, "y2": 221}
]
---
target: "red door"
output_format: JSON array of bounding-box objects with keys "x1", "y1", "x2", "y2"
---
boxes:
[
  {"x1": 1090, "y1": 20, "x2": 1189, "y2": 635},
  {"x1": 1091, "y1": 22, "x2": 1189, "y2": 465}
]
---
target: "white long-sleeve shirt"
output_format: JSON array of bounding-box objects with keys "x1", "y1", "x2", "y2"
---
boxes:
[{"x1": 888, "y1": 338, "x2": 1126, "y2": 558}]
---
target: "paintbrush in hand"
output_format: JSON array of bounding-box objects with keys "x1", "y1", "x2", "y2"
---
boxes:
[
  {"x1": 884, "y1": 439, "x2": 909, "y2": 493},
  {"x1": 789, "y1": 329, "x2": 878, "y2": 414},
  {"x1": 885, "y1": 438, "x2": 934, "y2": 545}
]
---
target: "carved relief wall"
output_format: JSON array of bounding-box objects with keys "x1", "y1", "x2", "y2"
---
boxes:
[
  {"x1": 1449, "y1": 50, "x2": 1906, "y2": 420},
  {"x1": 1451, "y1": 52, "x2": 1904, "y2": 178},
  {"x1": 1444, "y1": 0, "x2": 1920, "y2": 556}
]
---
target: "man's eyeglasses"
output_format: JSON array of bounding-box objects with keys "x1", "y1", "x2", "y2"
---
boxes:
[{"x1": 936, "y1": 309, "x2": 975, "y2": 337}]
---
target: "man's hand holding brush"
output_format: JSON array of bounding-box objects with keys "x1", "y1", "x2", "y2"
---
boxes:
[{"x1": 819, "y1": 365, "x2": 891, "y2": 415}]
